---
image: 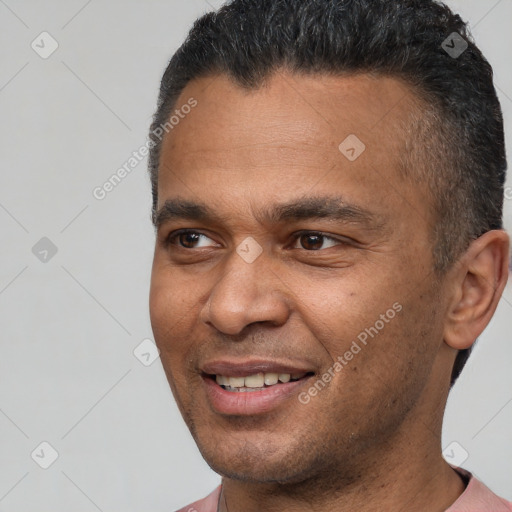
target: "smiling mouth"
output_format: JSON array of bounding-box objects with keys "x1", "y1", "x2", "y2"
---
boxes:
[{"x1": 207, "y1": 372, "x2": 315, "y2": 392}]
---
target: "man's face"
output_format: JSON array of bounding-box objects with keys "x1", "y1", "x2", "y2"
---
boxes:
[{"x1": 150, "y1": 72, "x2": 453, "y2": 483}]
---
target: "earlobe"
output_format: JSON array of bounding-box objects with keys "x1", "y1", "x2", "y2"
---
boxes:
[{"x1": 444, "y1": 230, "x2": 509, "y2": 351}]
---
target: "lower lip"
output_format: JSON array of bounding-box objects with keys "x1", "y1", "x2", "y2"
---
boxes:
[{"x1": 202, "y1": 375, "x2": 312, "y2": 415}]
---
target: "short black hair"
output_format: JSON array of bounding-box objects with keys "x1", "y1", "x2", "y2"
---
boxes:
[{"x1": 148, "y1": 0, "x2": 507, "y2": 386}]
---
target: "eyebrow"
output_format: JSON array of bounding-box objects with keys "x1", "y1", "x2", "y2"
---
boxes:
[{"x1": 153, "y1": 196, "x2": 383, "y2": 231}]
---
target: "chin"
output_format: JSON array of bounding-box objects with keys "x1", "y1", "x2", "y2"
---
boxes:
[
  {"x1": 193, "y1": 428, "x2": 316, "y2": 484},
  {"x1": 207, "y1": 456, "x2": 307, "y2": 484}
]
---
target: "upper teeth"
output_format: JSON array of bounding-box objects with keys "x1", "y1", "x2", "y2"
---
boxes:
[{"x1": 216, "y1": 372, "x2": 306, "y2": 388}]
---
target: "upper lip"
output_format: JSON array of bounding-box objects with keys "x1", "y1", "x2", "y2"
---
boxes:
[{"x1": 201, "y1": 359, "x2": 316, "y2": 377}]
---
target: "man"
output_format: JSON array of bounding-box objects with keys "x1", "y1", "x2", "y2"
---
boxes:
[{"x1": 148, "y1": 0, "x2": 511, "y2": 510}]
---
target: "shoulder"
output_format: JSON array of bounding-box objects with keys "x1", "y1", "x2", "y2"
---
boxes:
[
  {"x1": 447, "y1": 468, "x2": 512, "y2": 511},
  {"x1": 174, "y1": 484, "x2": 222, "y2": 512}
]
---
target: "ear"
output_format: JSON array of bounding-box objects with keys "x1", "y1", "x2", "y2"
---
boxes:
[{"x1": 444, "y1": 230, "x2": 510, "y2": 350}]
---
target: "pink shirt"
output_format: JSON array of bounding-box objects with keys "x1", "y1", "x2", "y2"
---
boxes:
[{"x1": 175, "y1": 469, "x2": 512, "y2": 511}]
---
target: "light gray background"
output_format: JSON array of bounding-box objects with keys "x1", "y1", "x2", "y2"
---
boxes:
[{"x1": 0, "y1": 0, "x2": 511, "y2": 510}]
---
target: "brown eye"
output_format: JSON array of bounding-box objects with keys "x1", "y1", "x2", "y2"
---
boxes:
[
  {"x1": 300, "y1": 234, "x2": 323, "y2": 250},
  {"x1": 166, "y1": 230, "x2": 217, "y2": 249},
  {"x1": 178, "y1": 232, "x2": 201, "y2": 248},
  {"x1": 294, "y1": 232, "x2": 341, "y2": 251}
]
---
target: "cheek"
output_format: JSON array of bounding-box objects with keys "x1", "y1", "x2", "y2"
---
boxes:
[
  {"x1": 149, "y1": 269, "x2": 193, "y2": 371},
  {"x1": 149, "y1": 258, "x2": 199, "y2": 330},
  {"x1": 295, "y1": 274, "x2": 390, "y2": 358},
  {"x1": 149, "y1": 279, "x2": 196, "y2": 416},
  {"x1": 149, "y1": 275, "x2": 174, "y2": 341},
  {"x1": 149, "y1": 260, "x2": 215, "y2": 380},
  {"x1": 302, "y1": 267, "x2": 436, "y2": 391},
  {"x1": 348, "y1": 293, "x2": 440, "y2": 408}
]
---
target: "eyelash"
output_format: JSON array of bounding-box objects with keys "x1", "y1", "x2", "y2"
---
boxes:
[{"x1": 164, "y1": 229, "x2": 347, "y2": 251}]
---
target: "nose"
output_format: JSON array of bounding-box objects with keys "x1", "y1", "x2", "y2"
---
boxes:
[{"x1": 200, "y1": 246, "x2": 291, "y2": 336}]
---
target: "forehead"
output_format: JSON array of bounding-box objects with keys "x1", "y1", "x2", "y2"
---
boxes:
[
  {"x1": 157, "y1": 71, "x2": 426, "y2": 224},
  {"x1": 164, "y1": 71, "x2": 416, "y2": 145}
]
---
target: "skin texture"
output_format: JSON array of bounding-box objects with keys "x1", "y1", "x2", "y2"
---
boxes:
[{"x1": 149, "y1": 71, "x2": 509, "y2": 511}]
